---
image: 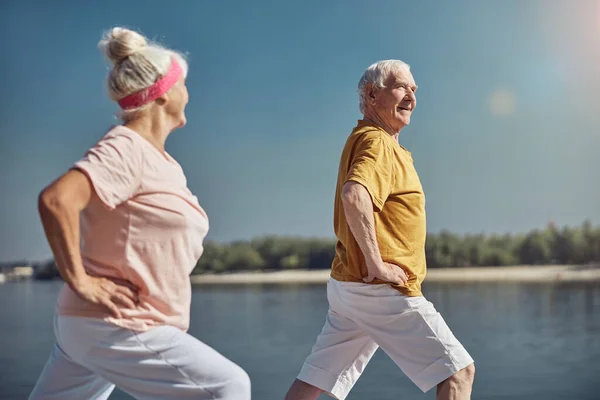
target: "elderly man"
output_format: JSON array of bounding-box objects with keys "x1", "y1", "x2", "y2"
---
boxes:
[{"x1": 284, "y1": 60, "x2": 475, "y2": 400}]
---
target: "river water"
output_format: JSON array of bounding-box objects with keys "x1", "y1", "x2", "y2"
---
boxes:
[{"x1": 1, "y1": 280, "x2": 599, "y2": 399}]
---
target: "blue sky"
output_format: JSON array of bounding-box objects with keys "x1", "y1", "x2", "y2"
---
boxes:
[{"x1": 1, "y1": 0, "x2": 599, "y2": 261}]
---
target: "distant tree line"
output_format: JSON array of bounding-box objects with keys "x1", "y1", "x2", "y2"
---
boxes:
[
  {"x1": 193, "y1": 236, "x2": 336, "y2": 274},
  {"x1": 424, "y1": 220, "x2": 600, "y2": 268},
  {"x1": 25, "y1": 220, "x2": 600, "y2": 279},
  {"x1": 193, "y1": 220, "x2": 600, "y2": 274}
]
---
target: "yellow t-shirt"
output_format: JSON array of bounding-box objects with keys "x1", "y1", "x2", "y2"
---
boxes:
[{"x1": 330, "y1": 120, "x2": 427, "y2": 296}]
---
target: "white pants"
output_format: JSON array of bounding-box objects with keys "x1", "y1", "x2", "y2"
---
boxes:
[
  {"x1": 29, "y1": 316, "x2": 251, "y2": 400},
  {"x1": 297, "y1": 278, "x2": 474, "y2": 399}
]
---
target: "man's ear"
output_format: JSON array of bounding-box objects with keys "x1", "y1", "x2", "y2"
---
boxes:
[{"x1": 366, "y1": 83, "x2": 378, "y2": 105}]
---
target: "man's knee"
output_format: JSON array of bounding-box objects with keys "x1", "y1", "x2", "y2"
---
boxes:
[
  {"x1": 462, "y1": 363, "x2": 475, "y2": 383},
  {"x1": 284, "y1": 379, "x2": 323, "y2": 400},
  {"x1": 447, "y1": 363, "x2": 475, "y2": 388},
  {"x1": 218, "y1": 365, "x2": 251, "y2": 400}
]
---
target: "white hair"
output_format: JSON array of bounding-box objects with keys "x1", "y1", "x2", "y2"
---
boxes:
[
  {"x1": 357, "y1": 59, "x2": 411, "y2": 114},
  {"x1": 98, "y1": 27, "x2": 189, "y2": 122}
]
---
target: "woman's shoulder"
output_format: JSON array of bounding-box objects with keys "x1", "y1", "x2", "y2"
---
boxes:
[
  {"x1": 102, "y1": 125, "x2": 142, "y2": 143},
  {"x1": 93, "y1": 125, "x2": 148, "y2": 158}
]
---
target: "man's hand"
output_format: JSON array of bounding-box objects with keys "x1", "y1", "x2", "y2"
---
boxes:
[{"x1": 363, "y1": 261, "x2": 409, "y2": 286}]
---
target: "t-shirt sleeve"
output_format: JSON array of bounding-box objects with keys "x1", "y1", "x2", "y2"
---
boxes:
[
  {"x1": 73, "y1": 132, "x2": 143, "y2": 209},
  {"x1": 345, "y1": 137, "x2": 395, "y2": 212}
]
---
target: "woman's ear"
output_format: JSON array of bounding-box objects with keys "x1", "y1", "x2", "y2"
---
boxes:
[{"x1": 155, "y1": 93, "x2": 168, "y2": 106}]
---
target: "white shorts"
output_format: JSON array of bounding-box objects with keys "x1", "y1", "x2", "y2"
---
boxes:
[
  {"x1": 29, "y1": 316, "x2": 251, "y2": 400},
  {"x1": 297, "y1": 278, "x2": 474, "y2": 399}
]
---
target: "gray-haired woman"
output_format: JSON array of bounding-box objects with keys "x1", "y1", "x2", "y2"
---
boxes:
[{"x1": 29, "y1": 27, "x2": 250, "y2": 400}]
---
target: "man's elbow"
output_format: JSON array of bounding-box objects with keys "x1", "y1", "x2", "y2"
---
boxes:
[{"x1": 341, "y1": 182, "x2": 363, "y2": 208}]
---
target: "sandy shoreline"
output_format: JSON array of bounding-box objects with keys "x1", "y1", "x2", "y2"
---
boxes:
[{"x1": 190, "y1": 265, "x2": 600, "y2": 285}]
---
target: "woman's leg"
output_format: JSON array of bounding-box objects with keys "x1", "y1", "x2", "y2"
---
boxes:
[
  {"x1": 28, "y1": 342, "x2": 114, "y2": 400},
  {"x1": 57, "y1": 316, "x2": 251, "y2": 400}
]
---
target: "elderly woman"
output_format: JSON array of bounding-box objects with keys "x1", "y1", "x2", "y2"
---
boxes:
[
  {"x1": 285, "y1": 60, "x2": 475, "y2": 400},
  {"x1": 29, "y1": 27, "x2": 250, "y2": 400}
]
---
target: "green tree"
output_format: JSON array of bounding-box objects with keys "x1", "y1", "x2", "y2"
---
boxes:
[
  {"x1": 224, "y1": 242, "x2": 266, "y2": 271},
  {"x1": 193, "y1": 241, "x2": 226, "y2": 274},
  {"x1": 518, "y1": 230, "x2": 552, "y2": 265}
]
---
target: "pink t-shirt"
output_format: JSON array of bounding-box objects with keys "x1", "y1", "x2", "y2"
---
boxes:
[{"x1": 56, "y1": 125, "x2": 209, "y2": 332}]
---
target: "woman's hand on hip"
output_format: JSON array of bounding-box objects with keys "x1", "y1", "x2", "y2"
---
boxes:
[{"x1": 73, "y1": 276, "x2": 139, "y2": 319}]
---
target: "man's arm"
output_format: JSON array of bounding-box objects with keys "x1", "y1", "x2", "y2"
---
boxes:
[{"x1": 341, "y1": 181, "x2": 408, "y2": 285}]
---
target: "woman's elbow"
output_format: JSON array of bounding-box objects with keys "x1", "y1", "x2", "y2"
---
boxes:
[
  {"x1": 38, "y1": 185, "x2": 67, "y2": 216},
  {"x1": 39, "y1": 171, "x2": 91, "y2": 217},
  {"x1": 38, "y1": 187, "x2": 54, "y2": 215}
]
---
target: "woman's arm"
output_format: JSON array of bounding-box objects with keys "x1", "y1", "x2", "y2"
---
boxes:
[{"x1": 38, "y1": 169, "x2": 138, "y2": 318}]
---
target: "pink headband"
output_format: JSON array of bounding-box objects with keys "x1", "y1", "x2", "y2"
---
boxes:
[{"x1": 118, "y1": 58, "x2": 183, "y2": 110}]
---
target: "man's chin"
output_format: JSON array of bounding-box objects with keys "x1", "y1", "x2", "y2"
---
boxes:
[
  {"x1": 394, "y1": 119, "x2": 410, "y2": 131},
  {"x1": 393, "y1": 114, "x2": 411, "y2": 129}
]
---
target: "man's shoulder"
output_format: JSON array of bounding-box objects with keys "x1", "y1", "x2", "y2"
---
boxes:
[
  {"x1": 347, "y1": 124, "x2": 386, "y2": 146},
  {"x1": 345, "y1": 128, "x2": 396, "y2": 157}
]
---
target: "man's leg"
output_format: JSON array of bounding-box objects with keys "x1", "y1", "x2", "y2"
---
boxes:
[
  {"x1": 285, "y1": 379, "x2": 323, "y2": 400},
  {"x1": 285, "y1": 279, "x2": 379, "y2": 400},
  {"x1": 284, "y1": 308, "x2": 377, "y2": 400},
  {"x1": 436, "y1": 364, "x2": 475, "y2": 400},
  {"x1": 340, "y1": 283, "x2": 475, "y2": 396}
]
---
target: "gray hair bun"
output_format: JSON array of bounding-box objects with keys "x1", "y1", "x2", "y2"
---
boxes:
[{"x1": 98, "y1": 27, "x2": 148, "y2": 65}]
